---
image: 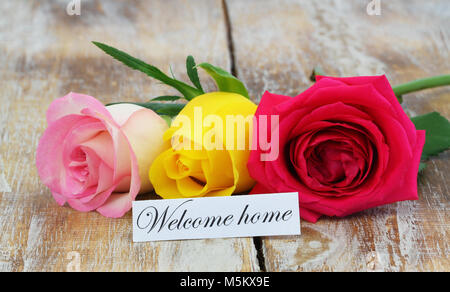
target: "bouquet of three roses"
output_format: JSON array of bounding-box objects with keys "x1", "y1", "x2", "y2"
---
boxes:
[{"x1": 36, "y1": 42, "x2": 450, "y2": 222}]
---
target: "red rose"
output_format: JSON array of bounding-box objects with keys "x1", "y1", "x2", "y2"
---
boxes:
[{"x1": 248, "y1": 75, "x2": 425, "y2": 222}]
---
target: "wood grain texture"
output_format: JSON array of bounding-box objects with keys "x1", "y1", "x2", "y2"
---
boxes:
[
  {"x1": 0, "y1": 0, "x2": 259, "y2": 272},
  {"x1": 0, "y1": 0, "x2": 448, "y2": 272},
  {"x1": 227, "y1": 0, "x2": 449, "y2": 271}
]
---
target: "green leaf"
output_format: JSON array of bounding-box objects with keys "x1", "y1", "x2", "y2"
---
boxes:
[
  {"x1": 105, "y1": 102, "x2": 185, "y2": 117},
  {"x1": 154, "y1": 106, "x2": 185, "y2": 116},
  {"x1": 418, "y1": 162, "x2": 427, "y2": 173},
  {"x1": 92, "y1": 42, "x2": 203, "y2": 100},
  {"x1": 141, "y1": 102, "x2": 185, "y2": 116},
  {"x1": 160, "y1": 115, "x2": 173, "y2": 126},
  {"x1": 150, "y1": 95, "x2": 182, "y2": 102},
  {"x1": 186, "y1": 56, "x2": 204, "y2": 92},
  {"x1": 411, "y1": 111, "x2": 450, "y2": 160},
  {"x1": 198, "y1": 62, "x2": 249, "y2": 99},
  {"x1": 310, "y1": 66, "x2": 325, "y2": 82}
]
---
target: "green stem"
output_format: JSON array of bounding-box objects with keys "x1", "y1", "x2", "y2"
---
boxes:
[
  {"x1": 310, "y1": 66, "x2": 326, "y2": 82},
  {"x1": 392, "y1": 74, "x2": 450, "y2": 97}
]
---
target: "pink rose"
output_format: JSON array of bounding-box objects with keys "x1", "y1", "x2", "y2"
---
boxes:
[
  {"x1": 36, "y1": 93, "x2": 168, "y2": 218},
  {"x1": 248, "y1": 75, "x2": 425, "y2": 222}
]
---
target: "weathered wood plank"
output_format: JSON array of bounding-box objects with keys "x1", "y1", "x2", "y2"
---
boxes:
[
  {"x1": 0, "y1": 0, "x2": 259, "y2": 272},
  {"x1": 227, "y1": 0, "x2": 449, "y2": 271}
]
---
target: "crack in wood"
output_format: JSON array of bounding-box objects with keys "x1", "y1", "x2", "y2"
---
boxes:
[
  {"x1": 222, "y1": 0, "x2": 237, "y2": 77},
  {"x1": 222, "y1": 0, "x2": 267, "y2": 272},
  {"x1": 253, "y1": 237, "x2": 267, "y2": 272}
]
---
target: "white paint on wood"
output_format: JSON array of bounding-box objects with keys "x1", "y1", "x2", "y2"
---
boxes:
[
  {"x1": 23, "y1": 215, "x2": 47, "y2": 272},
  {"x1": 155, "y1": 239, "x2": 259, "y2": 272},
  {"x1": 396, "y1": 201, "x2": 423, "y2": 271},
  {"x1": 0, "y1": 0, "x2": 448, "y2": 272},
  {"x1": 0, "y1": 173, "x2": 11, "y2": 193},
  {"x1": 0, "y1": 1, "x2": 54, "y2": 59},
  {"x1": 228, "y1": 0, "x2": 449, "y2": 272},
  {"x1": 0, "y1": 0, "x2": 261, "y2": 272},
  {"x1": 0, "y1": 155, "x2": 11, "y2": 193}
]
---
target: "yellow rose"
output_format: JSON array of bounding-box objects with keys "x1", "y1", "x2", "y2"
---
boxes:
[{"x1": 149, "y1": 92, "x2": 257, "y2": 198}]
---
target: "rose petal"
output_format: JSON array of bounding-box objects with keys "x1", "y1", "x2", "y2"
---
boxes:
[
  {"x1": 119, "y1": 108, "x2": 168, "y2": 193},
  {"x1": 250, "y1": 183, "x2": 322, "y2": 222},
  {"x1": 106, "y1": 103, "x2": 146, "y2": 126},
  {"x1": 66, "y1": 183, "x2": 118, "y2": 213},
  {"x1": 37, "y1": 115, "x2": 86, "y2": 196},
  {"x1": 150, "y1": 149, "x2": 184, "y2": 199},
  {"x1": 46, "y1": 92, "x2": 113, "y2": 126},
  {"x1": 317, "y1": 75, "x2": 417, "y2": 146},
  {"x1": 96, "y1": 193, "x2": 133, "y2": 218}
]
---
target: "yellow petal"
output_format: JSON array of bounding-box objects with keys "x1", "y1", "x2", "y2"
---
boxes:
[
  {"x1": 201, "y1": 149, "x2": 235, "y2": 190},
  {"x1": 149, "y1": 149, "x2": 181, "y2": 199},
  {"x1": 149, "y1": 92, "x2": 258, "y2": 199},
  {"x1": 176, "y1": 177, "x2": 207, "y2": 197}
]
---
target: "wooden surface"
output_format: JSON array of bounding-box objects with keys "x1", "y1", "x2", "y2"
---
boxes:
[{"x1": 0, "y1": 0, "x2": 448, "y2": 272}]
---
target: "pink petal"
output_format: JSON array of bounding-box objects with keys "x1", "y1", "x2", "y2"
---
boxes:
[
  {"x1": 66, "y1": 183, "x2": 118, "y2": 213},
  {"x1": 78, "y1": 162, "x2": 114, "y2": 203},
  {"x1": 80, "y1": 131, "x2": 115, "y2": 170},
  {"x1": 250, "y1": 183, "x2": 322, "y2": 222},
  {"x1": 81, "y1": 107, "x2": 133, "y2": 183},
  {"x1": 36, "y1": 115, "x2": 85, "y2": 195},
  {"x1": 95, "y1": 137, "x2": 140, "y2": 218},
  {"x1": 120, "y1": 108, "x2": 168, "y2": 193},
  {"x1": 51, "y1": 191, "x2": 67, "y2": 206},
  {"x1": 96, "y1": 193, "x2": 133, "y2": 218},
  {"x1": 106, "y1": 103, "x2": 147, "y2": 126},
  {"x1": 46, "y1": 92, "x2": 113, "y2": 126}
]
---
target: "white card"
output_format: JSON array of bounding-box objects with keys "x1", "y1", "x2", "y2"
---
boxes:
[{"x1": 132, "y1": 192, "x2": 301, "y2": 242}]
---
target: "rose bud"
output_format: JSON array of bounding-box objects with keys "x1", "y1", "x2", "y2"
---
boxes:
[
  {"x1": 149, "y1": 92, "x2": 257, "y2": 198},
  {"x1": 248, "y1": 75, "x2": 425, "y2": 222},
  {"x1": 36, "y1": 93, "x2": 168, "y2": 218}
]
